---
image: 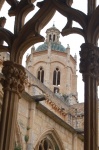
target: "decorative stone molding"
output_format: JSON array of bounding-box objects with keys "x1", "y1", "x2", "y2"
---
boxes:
[
  {"x1": 1, "y1": 61, "x2": 26, "y2": 98},
  {"x1": 79, "y1": 43, "x2": 99, "y2": 78},
  {"x1": 45, "y1": 99, "x2": 66, "y2": 117}
]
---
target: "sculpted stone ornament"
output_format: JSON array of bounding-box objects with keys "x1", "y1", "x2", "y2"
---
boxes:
[
  {"x1": 79, "y1": 43, "x2": 99, "y2": 78},
  {"x1": 0, "y1": 61, "x2": 26, "y2": 150},
  {"x1": 1, "y1": 61, "x2": 26, "y2": 97}
]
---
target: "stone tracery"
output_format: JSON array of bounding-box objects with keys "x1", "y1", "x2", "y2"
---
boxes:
[
  {"x1": 0, "y1": 0, "x2": 99, "y2": 150},
  {"x1": 34, "y1": 129, "x2": 64, "y2": 150}
]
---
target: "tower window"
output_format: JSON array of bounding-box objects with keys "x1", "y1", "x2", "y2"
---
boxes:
[
  {"x1": 53, "y1": 34, "x2": 55, "y2": 41},
  {"x1": 37, "y1": 67, "x2": 44, "y2": 83},
  {"x1": 53, "y1": 68, "x2": 60, "y2": 85},
  {"x1": 49, "y1": 34, "x2": 51, "y2": 41}
]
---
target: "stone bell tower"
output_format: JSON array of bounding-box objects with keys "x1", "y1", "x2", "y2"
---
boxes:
[{"x1": 26, "y1": 25, "x2": 78, "y2": 105}]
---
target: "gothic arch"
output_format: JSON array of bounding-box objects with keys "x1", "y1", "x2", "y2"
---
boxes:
[
  {"x1": 34, "y1": 128, "x2": 65, "y2": 150},
  {"x1": 53, "y1": 67, "x2": 61, "y2": 86},
  {"x1": 34, "y1": 61, "x2": 46, "y2": 66},
  {"x1": 51, "y1": 61, "x2": 65, "y2": 67},
  {"x1": 37, "y1": 66, "x2": 44, "y2": 83},
  {"x1": 53, "y1": 66, "x2": 61, "y2": 71}
]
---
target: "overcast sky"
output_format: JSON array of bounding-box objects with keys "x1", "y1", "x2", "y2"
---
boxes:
[{"x1": 0, "y1": 0, "x2": 99, "y2": 102}]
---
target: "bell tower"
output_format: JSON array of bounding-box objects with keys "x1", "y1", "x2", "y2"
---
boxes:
[{"x1": 46, "y1": 24, "x2": 60, "y2": 43}]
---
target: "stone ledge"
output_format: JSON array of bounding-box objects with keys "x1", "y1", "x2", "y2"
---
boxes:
[{"x1": 36, "y1": 102, "x2": 84, "y2": 141}]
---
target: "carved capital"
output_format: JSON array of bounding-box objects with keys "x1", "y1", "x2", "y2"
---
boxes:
[
  {"x1": 79, "y1": 43, "x2": 99, "y2": 78},
  {"x1": 1, "y1": 61, "x2": 26, "y2": 97}
]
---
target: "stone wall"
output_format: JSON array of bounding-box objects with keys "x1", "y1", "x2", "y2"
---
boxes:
[{"x1": 17, "y1": 93, "x2": 84, "y2": 150}]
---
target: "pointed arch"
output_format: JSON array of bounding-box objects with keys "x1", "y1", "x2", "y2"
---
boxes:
[
  {"x1": 34, "y1": 128, "x2": 65, "y2": 150},
  {"x1": 37, "y1": 66, "x2": 44, "y2": 83},
  {"x1": 53, "y1": 67, "x2": 60, "y2": 86}
]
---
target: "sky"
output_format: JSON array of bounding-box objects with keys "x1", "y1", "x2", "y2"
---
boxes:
[{"x1": 0, "y1": 0, "x2": 99, "y2": 102}]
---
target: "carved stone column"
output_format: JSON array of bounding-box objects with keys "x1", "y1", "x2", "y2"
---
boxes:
[
  {"x1": 79, "y1": 43, "x2": 99, "y2": 150},
  {"x1": 0, "y1": 61, "x2": 26, "y2": 150}
]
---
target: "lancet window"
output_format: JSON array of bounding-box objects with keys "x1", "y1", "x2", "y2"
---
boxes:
[
  {"x1": 36, "y1": 134, "x2": 60, "y2": 150},
  {"x1": 53, "y1": 34, "x2": 55, "y2": 41},
  {"x1": 49, "y1": 35, "x2": 51, "y2": 41},
  {"x1": 37, "y1": 67, "x2": 44, "y2": 83},
  {"x1": 53, "y1": 67, "x2": 60, "y2": 86}
]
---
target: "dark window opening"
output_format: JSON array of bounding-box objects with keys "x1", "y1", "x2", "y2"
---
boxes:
[
  {"x1": 54, "y1": 87, "x2": 59, "y2": 93},
  {"x1": 57, "y1": 71, "x2": 60, "y2": 85},
  {"x1": 49, "y1": 34, "x2": 51, "y2": 41},
  {"x1": 41, "y1": 70, "x2": 44, "y2": 83},
  {"x1": 53, "y1": 70, "x2": 56, "y2": 85},
  {"x1": 53, "y1": 34, "x2": 55, "y2": 41},
  {"x1": 53, "y1": 68, "x2": 60, "y2": 86},
  {"x1": 38, "y1": 71, "x2": 40, "y2": 80}
]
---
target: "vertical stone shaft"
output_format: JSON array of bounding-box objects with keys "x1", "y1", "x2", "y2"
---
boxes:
[
  {"x1": 84, "y1": 75, "x2": 98, "y2": 150},
  {"x1": 0, "y1": 61, "x2": 26, "y2": 150},
  {"x1": 79, "y1": 43, "x2": 99, "y2": 150}
]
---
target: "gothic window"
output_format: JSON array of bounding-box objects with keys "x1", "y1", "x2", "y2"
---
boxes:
[
  {"x1": 34, "y1": 130, "x2": 63, "y2": 150},
  {"x1": 53, "y1": 34, "x2": 55, "y2": 41},
  {"x1": 49, "y1": 34, "x2": 51, "y2": 41},
  {"x1": 37, "y1": 67, "x2": 44, "y2": 83},
  {"x1": 53, "y1": 68, "x2": 60, "y2": 85},
  {"x1": 38, "y1": 138, "x2": 54, "y2": 150},
  {"x1": 36, "y1": 135, "x2": 60, "y2": 150}
]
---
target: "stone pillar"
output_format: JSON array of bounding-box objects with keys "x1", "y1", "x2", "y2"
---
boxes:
[
  {"x1": 79, "y1": 43, "x2": 99, "y2": 150},
  {"x1": 26, "y1": 102, "x2": 36, "y2": 150},
  {"x1": 0, "y1": 61, "x2": 26, "y2": 150}
]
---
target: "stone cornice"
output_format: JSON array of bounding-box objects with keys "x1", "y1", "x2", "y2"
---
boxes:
[
  {"x1": 22, "y1": 92, "x2": 67, "y2": 116},
  {"x1": 45, "y1": 99, "x2": 66, "y2": 117},
  {"x1": 36, "y1": 102, "x2": 84, "y2": 141}
]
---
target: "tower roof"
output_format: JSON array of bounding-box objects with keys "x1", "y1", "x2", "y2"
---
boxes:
[{"x1": 36, "y1": 42, "x2": 66, "y2": 52}]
